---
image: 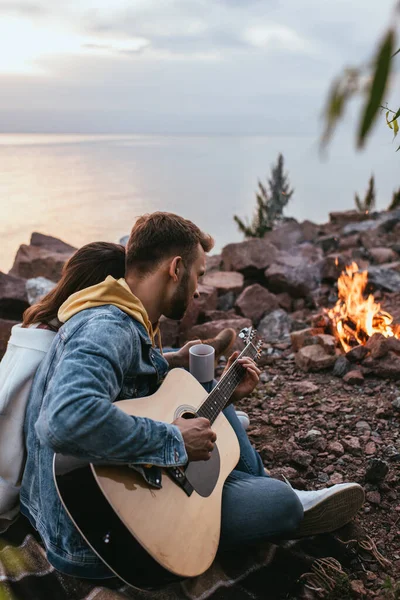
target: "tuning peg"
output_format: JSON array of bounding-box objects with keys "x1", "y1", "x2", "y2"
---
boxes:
[{"x1": 238, "y1": 328, "x2": 249, "y2": 340}]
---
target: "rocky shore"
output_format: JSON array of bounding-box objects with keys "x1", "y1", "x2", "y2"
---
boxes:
[{"x1": 1, "y1": 208, "x2": 400, "y2": 597}]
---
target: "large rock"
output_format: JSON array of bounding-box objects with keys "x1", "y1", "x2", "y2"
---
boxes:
[
  {"x1": 367, "y1": 266, "x2": 400, "y2": 293},
  {"x1": 0, "y1": 318, "x2": 18, "y2": 359},
  {"x1": 368, "y1": 247, "x2": 397, "y2": 264},
  {"x1": 295, "y1": 345, "x2": 336, "y2": 372},
  {"x1": 179, "y1": 284, "x2": 218, "y2": 335},
  {"x1": 159, "y1": 316, "x2": 180, "y2": 347},
  {"x1": 202, "y1": 271, "x2": 244, "y2": 294},
  {"x1": 258, "y1": 309, "x2": 291, "y2": 343},
  {"x1": 235, "y1": 284, "x2": 279, "y2": 325},
  {"x1": 30, "y1": 232, "x2": 77, "y2": 254},
  {"x1": 0, "y1": 272, "x2": 29, "y2": 320},
  {"x1": 362, "y1": 351, "x2": 400, "y2": 379},
  {"x1": 221, "y1": 239, "x2": 277, "y2": 277},
  {"x1": 186, "y1": 318, "x2": 252, "y2": 351},
  {"x1": 205, "y1": 254, "x2": 222, "y2": 273},
  {"x1": 264, "y1": 220, "x2": 319, "y2": 250},
  {"x1": 329, "y1": 210, "x2": 372, "y2": 226},
  {"x1": 264, "y1": 253, "x2": 320, "y2": 298},
  {"x1": 9, "y1": 245, "x2": 73, "y2": 282},
  {"x1": 26, "y1": 277, "x2": 56, "y2": 305},
  {"x1": 318, "y1": 254, "x2": 346, "y2": 282},
  {"x1": 342, "y1": 220, "x2": 381, "y2": 235}
]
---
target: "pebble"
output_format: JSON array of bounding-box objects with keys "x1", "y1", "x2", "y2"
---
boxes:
[
  {"x1": 366, "y1": 490, "x2": 381, "y2": 505},
  {"x1": 392, "y1": 397, "x2": 400, "y2": 411},
  {"x1": 327, "y1": 441, "x2": 344, "y2": 456},
  {"x1": 330, "y1": 472, "x2": 343, "y2": 484},
  {"x1": 365, "y1": 441, "x2": 377, "y2": 455},
  {"x1": 291, "y1": 450, "x2": 313, "y2": 468},
  {"x1": 293, "y1": 381, "x2": 320, "y2": 395},
  {"x1": 342, "y1": 436, "x2": 362, "y2": 455}
]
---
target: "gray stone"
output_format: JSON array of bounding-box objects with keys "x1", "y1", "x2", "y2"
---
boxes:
[
  {"x1": 258, "y1": 309, "x2": 291, "y2": 344},
  {"x1": 119, "y1": 235, "x2": 129, "y2": 246},
  {"x1": 333, "y1": 355, "x2": 352, "y2": 378},
  {"x1": 217, "y1": 291, "x2": 236, "y2": 311},
  {"x1": 26, "y1": 277, "x2": 56, "y2": 305},
  {"x1": 367, "y1": 267, "x2": 400, "y2": 293},
  {"x1": 392, "y1": 397, "x2": 400, "y2": 411}
]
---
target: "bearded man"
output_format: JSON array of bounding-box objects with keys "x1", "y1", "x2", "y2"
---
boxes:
[{"x1": 20, "y1": 212, "x2": 364, "y2": 580}]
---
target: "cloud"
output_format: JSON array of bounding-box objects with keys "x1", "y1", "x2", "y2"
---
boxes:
[{"x1": 0, "y1": 2, "x2": 45, "y2": 15}]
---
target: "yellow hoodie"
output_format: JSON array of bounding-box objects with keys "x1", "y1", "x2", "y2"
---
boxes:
[{"x1": 58, "y1": 276, "x2": 160, "y2": 347}]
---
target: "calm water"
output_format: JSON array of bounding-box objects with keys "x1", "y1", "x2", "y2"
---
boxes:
[{"x1": 0, "y1": 133, "x2": 398, "y2": 272}]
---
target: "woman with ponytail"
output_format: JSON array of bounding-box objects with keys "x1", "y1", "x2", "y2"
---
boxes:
[{"x1": 0, "y1": 241, "x2": 237, "y2": 521}]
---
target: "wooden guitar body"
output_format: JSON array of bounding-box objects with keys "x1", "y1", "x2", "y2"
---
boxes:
[{"x1": 54, "y1": 368, "x2": 240, "y2": 589}]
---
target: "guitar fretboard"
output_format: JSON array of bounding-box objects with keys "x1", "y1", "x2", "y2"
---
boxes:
[{"x1": 197, "y1": 342, "x2": 258, "y2": 424}]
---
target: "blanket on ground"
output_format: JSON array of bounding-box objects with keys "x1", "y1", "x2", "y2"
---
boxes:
[{"x1": 0, "y1": 516, "x2": 389, "y2": 600}]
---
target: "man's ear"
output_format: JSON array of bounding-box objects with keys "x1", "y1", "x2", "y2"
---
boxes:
[{"x1": 168, "y1": 256, "x2": 182, "y2": 282}]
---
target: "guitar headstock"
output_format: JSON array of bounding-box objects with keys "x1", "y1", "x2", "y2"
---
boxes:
[{"x1": 239, "y1": 327, "x2": 263, "y2": 360}]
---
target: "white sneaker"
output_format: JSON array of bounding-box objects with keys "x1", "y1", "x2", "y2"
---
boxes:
[
  {"x1": 235, "y1": 410, "x2": 250, "y2": 430},
  {"x1": 285, "y1": 480, "x2": 365, "y2": 537}
]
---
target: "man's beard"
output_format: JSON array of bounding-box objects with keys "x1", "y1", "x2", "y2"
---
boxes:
[{"x1": 165, "y1": 272, "x2": 191, "y2": 320}]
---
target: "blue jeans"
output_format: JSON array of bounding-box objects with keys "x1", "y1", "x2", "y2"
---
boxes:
[
  {"x1": 219, "y1": 405, "x2": 304, "y2": 548},
  {"x1": 200, "y1": 379, "x2": 304, "y2": 548}
]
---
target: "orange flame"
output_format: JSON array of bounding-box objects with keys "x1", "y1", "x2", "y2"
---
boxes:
[{"x1": 328, "y1": 262, "x2": 399, "y2": 352}]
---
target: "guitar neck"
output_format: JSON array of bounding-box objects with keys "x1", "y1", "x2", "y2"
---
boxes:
[{"x1": 197, "y1": 342, "x2": 258, "y2": 424}]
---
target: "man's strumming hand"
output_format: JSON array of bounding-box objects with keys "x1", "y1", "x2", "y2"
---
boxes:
[{"x1": 173, "y1": 416, "x2": 217, "y2": 462}]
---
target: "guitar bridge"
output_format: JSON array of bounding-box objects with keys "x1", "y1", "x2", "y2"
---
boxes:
[{"x1": 166, "y1": 466, "x2": 193, "y2": 497}]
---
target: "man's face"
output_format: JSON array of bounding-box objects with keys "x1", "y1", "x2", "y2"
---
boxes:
[{"x1": 165, "y1": 245, "x2": 206, "y2": 320}]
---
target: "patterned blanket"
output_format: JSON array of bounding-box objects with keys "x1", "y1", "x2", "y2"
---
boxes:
[{"x1": 0, "y1": 515, "x2": 389, "y2": 600}]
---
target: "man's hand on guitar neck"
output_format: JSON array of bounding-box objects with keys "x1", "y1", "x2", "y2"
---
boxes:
[
  {"x1": 173, "y1": 417, "x2": 217, "y2": 462},
  {"x1": 223, "y1": 353, "x2": 261, "y2": 404}
]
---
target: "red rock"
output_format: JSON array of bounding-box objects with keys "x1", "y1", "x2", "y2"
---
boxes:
[
  {"x1": 221, "y1": 239, "x2": 277, "y2": 275},
  {"x1": 9, "y1": 244, "x2": 73, "y2": 282},
  {"x1": 0, "y1": 271, "x2": 29, "y2": 320},
  {"x1": 295, "y1": 345, "x2": 336, "y2": 372},
  {"x1": 264, "y1": 253, "x2": 320, "y2": 298},
  {"x1": 202, "y1": 271, "x2": 244, "y2": 294},
  {"x1": 291, "y1": 449, "x2": 313, "y2": 468},
  {"x1": 342, "y1": 436, "x2": 361, "y2": 455},
  {"x1": 366, "y1": 491, "x2": 381, "y2": 505},
  {"x1": 290, "y1": 328, "x2": 324, "y2": 352},
  {"x1": 328, "y1": 441, "x2": 344, "y2": 456},
  {"x1": 329, "y1": 210, "x2": 371, "y2": 225},
  {"x1": 369, "y1": 247, "x2": 397, "y2": 264},
  {"x1": 159, "y1": 316, "x2": 180, "y2": 347},
  {"x1": 343, "y1": 370, "x2": 365, "y2": 385},
  {"x1": 275, "y1": 292, "x2": 292, "y2": 312},
  {"x1": 205, "y1": 254, "x2": 222, "y2": 273},
  {"x1": 203, "y1": 309, "x2": 240, "y2": 322},
  {"x1": 346, "y1": 345, "x2": 369, "y2": 362},
  {"x1": 365, "y1": 333, "x2": 400, "y2": 359},
  {"x1": 365, "y1": 441, "x2": 377, "y2": 455},
  {"x1": 30, "y1": 232, "x2": 77, "y2": 254},
  {"x1": 293, "y1": 381, "x2": 319, "y2": 395},
  {"x1": 314, "y1": 333, "x2": 337, "y2": 355},
  {"x1": 350, "y1": 580, "x2": 367, "y2": 597},
  {"x1": 179, "y1": 284, "x2": 218, "y2": 335},
  {"x1": 362, "y1": 351, "x2": 400, "y2": 379},
  {"x1": 318, "y1": 254, "x2": 347, "y2": 282},
  {"x1": 339, "y1": 234, "x2": 360, "y2": 250},
  {"x1": 0, "y1": 318, "x2": 19, "y2": 359},
  {"x1": 186, "y1": 318, "x2": 252, "y2": 351},
  {"x1": 330, "y1": 472, "x2": 344, "y2": 485},
  {"x1": 235, "y1": 284, "x2": 278, "y2": 324}
]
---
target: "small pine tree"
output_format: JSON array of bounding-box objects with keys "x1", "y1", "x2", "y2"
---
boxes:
[
  {"x1": 388, "y1": 187, "x2": 400, "y2": 211},
  {"x1": 354, "y1": 175, "x2": 376, "y2": 213},
  {"x1": 234, "y1": 153, "x2": 294, "y2": 238}
]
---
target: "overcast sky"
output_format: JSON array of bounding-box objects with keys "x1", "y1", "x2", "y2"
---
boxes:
[{"x1": 0, "y1": 0, "x2": 398, "y2": 134}]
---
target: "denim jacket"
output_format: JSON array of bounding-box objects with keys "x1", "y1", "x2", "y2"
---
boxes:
[{"x1": 20, "y1": 306, "x2": 188, "y2": 579}]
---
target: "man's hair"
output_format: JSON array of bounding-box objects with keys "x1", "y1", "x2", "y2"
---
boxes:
[{"x1": 125, "y1": 212, "x2": 214, "y2": 276}]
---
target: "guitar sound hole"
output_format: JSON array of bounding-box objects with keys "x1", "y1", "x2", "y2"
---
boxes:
[{"x1": 182, "y1": 411, "x2": 197, "y2": 420}]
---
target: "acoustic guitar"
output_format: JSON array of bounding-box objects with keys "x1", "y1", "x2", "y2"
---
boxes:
[{"x1": 53, "y1": 327, "x2": 261, "y2": 589}]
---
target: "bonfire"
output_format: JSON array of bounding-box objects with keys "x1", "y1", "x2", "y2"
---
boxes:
[{"x1": 327, "y1": 262, "x2": 400, "y2": 353}]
